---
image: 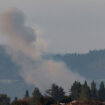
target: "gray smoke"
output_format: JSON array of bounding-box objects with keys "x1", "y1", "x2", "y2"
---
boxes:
[{"x1": 0, "y1": 8, "x2": 85, "y2": 92}]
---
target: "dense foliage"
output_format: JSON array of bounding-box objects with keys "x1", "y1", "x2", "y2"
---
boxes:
[{"x1": 1, "y1": 81, "x2": 105, "y2": 105}]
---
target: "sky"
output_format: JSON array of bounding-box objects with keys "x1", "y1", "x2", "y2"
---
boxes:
[{"x1": 0, "y1": 0, "x2": 105, "y2": 54}]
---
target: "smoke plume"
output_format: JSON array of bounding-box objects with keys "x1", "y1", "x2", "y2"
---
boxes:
[{"x1": 0, "y1": 8, "x2": 85, "y2": 92}]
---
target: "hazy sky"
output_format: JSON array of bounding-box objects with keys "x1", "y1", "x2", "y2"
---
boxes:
[{"x1": 0, "y1": 0, "x2": 105, "y2": 54}]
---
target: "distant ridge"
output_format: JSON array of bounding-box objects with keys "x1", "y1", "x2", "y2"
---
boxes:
[
  {"x1": 0, "y1": 45, "x2": 105, "y2": 98},
  {"x1": 51, "y1": 49, "x2": 105, "y2": 80}
]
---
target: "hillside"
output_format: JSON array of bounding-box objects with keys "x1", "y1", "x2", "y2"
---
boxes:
[
  {"x1": 51, "y1": 50, "x2": 105, "y2": 81},
  {"x1": 0, "y1": 46, "x2": 105, "y2": 98}
]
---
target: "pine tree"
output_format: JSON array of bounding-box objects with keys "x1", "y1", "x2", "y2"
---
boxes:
[
  {"x1": 98, "y1": 81, "x2": 105, "y2": 101},
  {"x1": 58, "y1": 86, "x2": 65, "y2": 101},
  {"x1": 70, "y1": 81, "x2": 82, "y2": 100},
  {"x1": 24, "y1": 90, "x2": 29, "y2": 98},
  {"x1": 90, "y1": 80, "x2": 97, "y2": 99},
  {"x1": 80, "y1": 81, "x2": 90, "y2": 101},
  {"x1": 46, "y1": 84, "x2": 65, "y2": 102},
  {"x1": 32, "y1": 87, "x2": 42, "y2": 105},
  {"x1": 14, "y1": 97, "x2": 18, "y2": 101},
  {"x1": 0, "y1": 94, "x2": 10, "y2": 105}
]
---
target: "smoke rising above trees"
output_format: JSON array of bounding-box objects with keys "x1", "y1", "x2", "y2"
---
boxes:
[{"x1": 0, "y1": 8, "x2": 85, "y2": 92}]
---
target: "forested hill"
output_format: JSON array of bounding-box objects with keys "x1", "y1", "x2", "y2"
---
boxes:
[
  {"x1": 51, "y1": 50, "x2": 105, "y2": 81},
  {"x1": 0, "y1": 45, "x2": 105, "y2": 98}
]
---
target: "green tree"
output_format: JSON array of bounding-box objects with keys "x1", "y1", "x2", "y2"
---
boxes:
[
  {"x1": 32, "y1": 87, "x2": 42, "y2": 105},
  {"x1": 36, "y1": 96, "x2": 44, "y2": 105},
  {"x1": 14, "y1": 97, "x2": 18, "y2": 101},
  {"x1": 11, "y1": 97, "x2": 18, "y2": 105},
  {"x1": 24, "y1": 90, "x2": 29, "y2": 98},
  {"x1": 0, "y1": 94, "x2": 10, "y2": 105},
  {"x1": 44, "y1": 97, "x2": 54, "y2": 105},
  {"x1": 46, "y1": 84, "x2": 65, "y2": 102},
  {"x1": 58, "y1": 86, "x2": 65, "y2": 101},
  {"x1": 80, "y1": 81, "x2": 90, "y2": 101},
  {"x1": 70, "y1": 81, "x2": 82, "y2": 100},
  {"x1": 36, "y1": 96, "x2": 54, "y2": 105},
  {"x1": 90, "y1": 80, "x2": 97, "y2": 99},
  {"x1": 98, "y1": 81, "x2": 105, "y2": 101}
]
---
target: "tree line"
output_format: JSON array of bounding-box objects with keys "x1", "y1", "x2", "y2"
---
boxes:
[
  {"x1": 70, "y1": 80, "x2": 105, "y2": 101},
  {"x1": 1, "y1": 80, "x2": 105, "y2": 105}
]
